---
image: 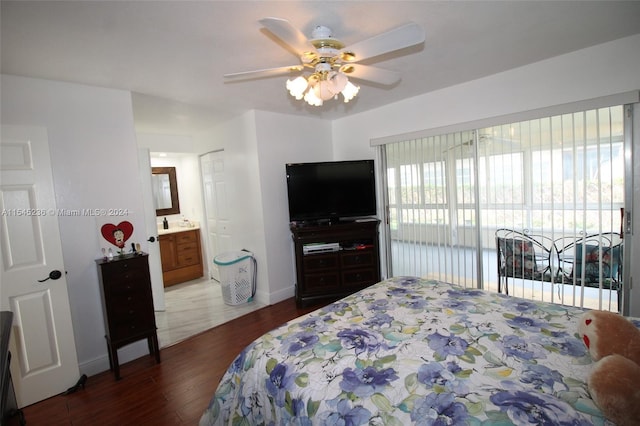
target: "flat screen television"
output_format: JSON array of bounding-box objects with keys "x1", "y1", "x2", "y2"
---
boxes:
[{"x1": 286, "y1": 160, "x2": 377, "y2": 223}]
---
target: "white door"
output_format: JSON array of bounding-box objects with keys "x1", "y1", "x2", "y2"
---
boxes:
[
  {"x1": 200, "y1": 151, "x2": 231, "y2": 281},
  {"x1": 0, "y1": 125, "x2": 80, "y2": 407},
  {"x1": 138, "y1": 148, "x2": 165, "y2": 311}
]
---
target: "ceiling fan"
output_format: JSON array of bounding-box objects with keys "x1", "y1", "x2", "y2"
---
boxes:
[{"x1": 224, "y1": 18, "x2": 426, "y2": 106}]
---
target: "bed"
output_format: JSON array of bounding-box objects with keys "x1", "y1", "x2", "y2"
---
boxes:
[{"x1": 200, "y1": 276, "x2": 640, "y2": 425}]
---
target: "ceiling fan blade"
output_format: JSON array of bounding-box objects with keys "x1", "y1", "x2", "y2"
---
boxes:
[
  {"x1": 347, "y1": 22, "x2": 425, "y2": 62},
  {"x1": 259, "y1": 17, "x2": 316, "y2": 55},
  {"x1": 345, "y1": 64, "x2": 401, "y2": 85},
  {"x1": 224, "y1": 65, "x2": 303, "y2": 81}
]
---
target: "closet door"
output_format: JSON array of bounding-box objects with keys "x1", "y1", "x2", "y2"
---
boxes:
[{"x1": 200, "y1": 151, "x2": 231, "y2": 281}]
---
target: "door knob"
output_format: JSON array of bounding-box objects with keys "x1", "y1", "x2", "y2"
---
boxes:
[
  {"x1": 38, "y1": 270, "x2": 63, "y2": 282},
  {"x1": 147, "y1": 236, "x2": 156, "y2": 243}
]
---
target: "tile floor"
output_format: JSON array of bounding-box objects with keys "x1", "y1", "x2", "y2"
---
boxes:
[{"x1": 154, "y1": 277, "x2": 266, "y2": 348}]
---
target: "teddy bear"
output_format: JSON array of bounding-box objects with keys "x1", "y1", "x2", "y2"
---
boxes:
[{"x1": 577, "y1": 310, "x2": 640, "y2": 426}]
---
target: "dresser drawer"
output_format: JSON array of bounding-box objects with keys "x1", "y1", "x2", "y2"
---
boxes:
[
  {"x1": 111, "y1": 316, "x2": 156, "y2": 341},
  {"x1": 342, "y1": 268, "x2": 376, "y2": 287},
  {"x1": 105, "y1": 286, "x2": 149, "y2": 306},
  {"x1": 341, "y1": 251, "x2": 374, "y2": 268},
  {"x1": 100, "y1": 256, "x2": 147, "y2": 275},
  {"x1": 109, "y1": 287, "x2": 153, "y2": 309},
  {"x1": 303, "y1": 272, "x2": 340, "y2": 293},
  {"x1": 102, "y1": 268, "x2": 149, "y2": 289},
  {"x1": 303, "y1": 253, "x2": 339, "y2": 271}
]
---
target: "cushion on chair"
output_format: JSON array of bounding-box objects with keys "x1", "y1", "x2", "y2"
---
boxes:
[
  {"x1": 498, "y1": 238, "x2": 539, "y2": 279},
  {"x1": 572, "y1": 244, "x2": 621, "y2": 284}
]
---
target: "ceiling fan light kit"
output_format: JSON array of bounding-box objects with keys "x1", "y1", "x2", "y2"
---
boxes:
[
  {"x1": 225, "y1": 18, "x2": 425, "y2": 107},
  {"x1": 287, "y1": 70, "x2": 360, "y2": 106}
]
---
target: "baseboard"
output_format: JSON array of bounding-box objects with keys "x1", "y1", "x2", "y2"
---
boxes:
[
  {"x1": 78, "y1": 340, "x2": 155, "y2": 377},
  {"x1": 263, "y1": 284, "x2": 295, "y2": 305}
]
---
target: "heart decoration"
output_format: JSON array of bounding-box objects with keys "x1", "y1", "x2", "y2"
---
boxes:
[{"x1": 101, "y1": 221, "x2": 134, "y2": 248}]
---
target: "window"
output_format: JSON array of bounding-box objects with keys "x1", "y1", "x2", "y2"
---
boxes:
[{"x1": 384, "y1": 105, "x2": 628, "y2": 312}]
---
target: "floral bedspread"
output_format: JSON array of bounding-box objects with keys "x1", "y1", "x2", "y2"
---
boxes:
[{"x1": 201, "y1": 277, "x2": 639, "y2": 425}]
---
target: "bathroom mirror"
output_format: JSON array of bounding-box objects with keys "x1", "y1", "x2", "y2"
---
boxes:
[{"x1": 152, "y1": 167, "x2": 180, "y2": 216}]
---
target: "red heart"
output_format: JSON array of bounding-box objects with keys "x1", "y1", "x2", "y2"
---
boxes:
[{"x1": 101, "y1": 221, "x2": 134, "y2": 248}]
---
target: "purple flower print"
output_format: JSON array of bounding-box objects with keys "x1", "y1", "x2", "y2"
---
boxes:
[
  {"x1": 321, "y1": 400, "x2": 371, "y2": 426},
  {"x1": 428, "y1": 332, "x2": 469, "y2": 358},
  {"x1": 340, "y1": 366, "x2": 399, "y2": 397},
  {"x1": 265, "y1": 363, "x2": 296, "y2": 407},
  {"x1": 337, "y1": 328, "x2": 384, "y2": 355},
  {"x1": 498, "y1": 335, "x2": 546, "y2": 361},
  {"x1": 491, "y1": 390, "x2": 587, "y2": 425},
  {"x1": 411, "y1": 393, "x2": 469, "y2": 425},
  {"x1": 282, "y1": 331, "x2": 319, "y2": 355}
]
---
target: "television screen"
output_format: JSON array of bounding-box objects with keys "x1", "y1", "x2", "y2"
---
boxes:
[{"x1": 286, "y1": 160, "x2": 377, "y2": 223}]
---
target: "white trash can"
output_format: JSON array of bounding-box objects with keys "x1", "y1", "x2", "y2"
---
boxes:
[{"x1": 214, "y1": 250, "x2": 256, "y2": 305}]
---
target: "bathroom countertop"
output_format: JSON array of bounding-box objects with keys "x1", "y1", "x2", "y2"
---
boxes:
[{"x1": 158, "y1": 224, "x2": 200, "y2": 236}]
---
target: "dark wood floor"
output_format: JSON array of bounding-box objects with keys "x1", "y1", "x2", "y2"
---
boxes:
[{"x1": 19, "y1": 298, "x2": 321, "y2": 425}]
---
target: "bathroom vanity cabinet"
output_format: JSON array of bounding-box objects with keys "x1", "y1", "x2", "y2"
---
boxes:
[{"x1": 158, "y1": 228, "x2": 203, "y2": 286}]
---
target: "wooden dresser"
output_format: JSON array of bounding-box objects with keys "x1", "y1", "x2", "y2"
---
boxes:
[
  {"x1": 290, "y1": 220, "x2": 381, "y2": 306},
  {"x1": 159, "y1": 228, "x2": 203, "y2": 286},
  {"x1": 95, "y1": 253, "x2": 160, "y2": 380}
]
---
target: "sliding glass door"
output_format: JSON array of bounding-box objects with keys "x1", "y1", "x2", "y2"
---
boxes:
[{"x1": 383, "y1": 105, "x2": 628, "y2": 312}]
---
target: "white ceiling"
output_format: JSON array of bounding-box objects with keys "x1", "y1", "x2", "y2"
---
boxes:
[{"x1": 2, "y1": 1, "x2": 640, "y2": 135}]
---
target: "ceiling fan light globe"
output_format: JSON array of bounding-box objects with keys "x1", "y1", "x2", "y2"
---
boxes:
[
  {"x1": 341, "y1": 81, "x2": 360, "y2": 103},
  {"x1": 286, "y1": 76, "x2": 308, "y2": 99},
  {"x1": 304, "y1": 89, "x2": 323, "y2": 106},
  {"x1": 329, "y1": 71, "x2": 348, "y2": 94},
  {"x1": 314, "y1": 80, "x2": 336, "y2": 101}
]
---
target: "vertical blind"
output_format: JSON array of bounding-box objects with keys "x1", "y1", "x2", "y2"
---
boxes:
[{"x1": 384, "y1": 105, "x2": 626, "y2": 312}]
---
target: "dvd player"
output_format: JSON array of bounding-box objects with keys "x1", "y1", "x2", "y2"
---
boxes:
[{"x1": 303, "y1": 242, "x2": 340, "y2": 254}]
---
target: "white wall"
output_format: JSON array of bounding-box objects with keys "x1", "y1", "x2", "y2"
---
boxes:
[
  {"x1": 332, "y1": 34, "x2": 640, "y2": 157},
  {"x1": 193, "y1": 110, "x2": 333, "y2": 304},
  {"x1": 253, "y1": 110, "x2": 333, "y2": 303},
  {"x1": 1, "y1": 74, "x2": 154, "y2": 375},
  {"x1": 332, "y1": 34, "x2": 640, "y2": 315}
]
